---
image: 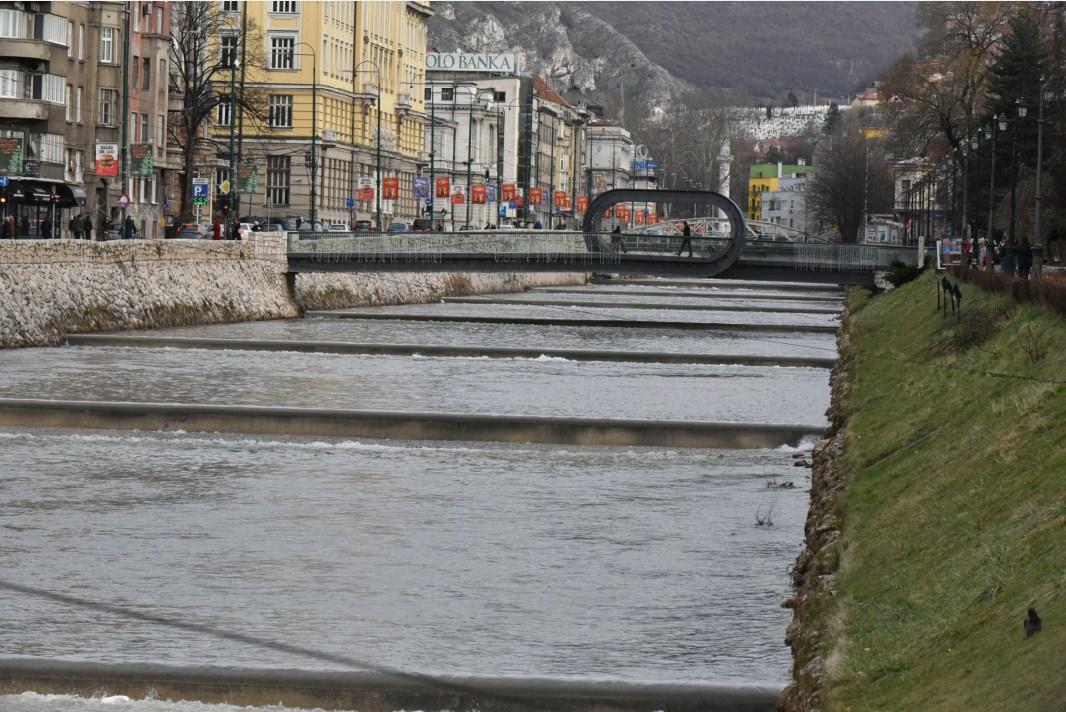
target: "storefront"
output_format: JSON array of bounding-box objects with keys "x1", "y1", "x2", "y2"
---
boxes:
[{"x1": 1, "y1": 179, "x2": 87, "y2": 238}]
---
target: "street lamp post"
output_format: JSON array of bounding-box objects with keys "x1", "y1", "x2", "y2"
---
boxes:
[
  {"x1": 1034, "y1": 77, "x2": 1057, "y2": 277},
  {"x1": 984, "y1": 116, "x2": 1004, "y2": 249},
  {"x1": 352, "y1": 61, "x2": 383, "y2": 231},
  {"x1": 1010, "y1": 99, "x2": 1028, "y2": 248},
  {"x1": 292, "y1": 42, "x2": 317, "y2": 224}
]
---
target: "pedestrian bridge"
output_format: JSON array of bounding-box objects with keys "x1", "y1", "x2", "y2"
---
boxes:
[{"x1": 285, "y1": 190, "x2": 918, "y2": 285}]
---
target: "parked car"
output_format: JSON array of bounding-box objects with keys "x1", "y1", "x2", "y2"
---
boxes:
[
  {"x1": 354, "y1": 219, "x2": 376, "y2": 233},
  {"x1": 457, "y1": 224, "x2": 478, "y2": 231},
  {"x1": 296, "y1": 221, "x2": 326, "y2": 232},
  {"x1": 387, "y1": 222, "x2": 411, "y2": 234},
  {"x1": 411, "y1": 218, "x2": 433, "y2": 232},
  {"x1": 326, "y1": 222, "x2": 350, "y2": 232},
  {"x1": 174, "y1": 223, "x2": 206, "y2": 239}
]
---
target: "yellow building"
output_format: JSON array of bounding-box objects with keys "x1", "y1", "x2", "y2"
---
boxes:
[
  {"x1": 747, "y1": 163, "x2": 816, "y2": 220},
  {"x1": 213, "y1": 0, "x2": 431, "y2": 227}
]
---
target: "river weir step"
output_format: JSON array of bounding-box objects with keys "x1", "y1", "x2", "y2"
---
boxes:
[
  {"x1": 590, "y1": 277, "x2": 845, "y2": 293},
  {"x1": 441, "y1": 296, "x2": 843, "y2": 314},
  {"x1": 307, "y1": 311, "x2": 840, "y2": 334},
  {"x1": 0, "y1": 398, "x2": 824, "y2": 449},
  {"x1": 531, "y1": 286, "x2": 845, "y2": 302},
  {"x1": 64, "y1": 334, "x2": 837, "y2": 368},
  {"x1": 0, "y1": 658, "x2": 781, "y2": 712}
]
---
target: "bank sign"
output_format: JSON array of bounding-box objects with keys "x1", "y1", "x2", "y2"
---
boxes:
[{"x1": 426, "y1": 53, "x2": 517, "y2": 73}]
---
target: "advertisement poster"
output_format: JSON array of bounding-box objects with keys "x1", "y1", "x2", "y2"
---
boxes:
[
  {"x1": 414, "y1": 176, "x2": 429, "y2": 200},
  {"x1": 528, "y1": 187, "x2": 542, "y2": 205},
  {"x1": 94, "y1": 143, "x2": 118, "y2": 177},
  {"x1": 435, "y1": 176, "x2": 451, "y2": 198},
  {"x1": 382, "y1": 177, "x2": 400, "y2": 200},
  {"x1": 471, "y1": 184, "x2": 486, "y2": 204},
  {"x1": 450, "y1": 185, "x2": 465, "y2": 205},
  {"x1": 356, "y1": 177, "x2": 374, "y2": 202},
  {"x1": 501, "y1": 183, "x2": 516, "y2": 201},
  {"x1": 937, "y1": 238, "x2": 962, "y2": 269},
  {"x1": 635, "y1": 210, "x2": 645, "y2": 224},
  {"x1": 554, "y1": 190, "x2": 567, "y2": 206},
  {"x1": 129, "y1": 144, "x2": 154, "y2": 177},
  {"x1": 486, "y1": 185, "x2": 496, "y2": 203},
  {"x1": 576, "y1": 196, "x2": 588, "y2": 212},
  {"x1": 237, "y1": 161, "x2": 258, "y2": 192}
]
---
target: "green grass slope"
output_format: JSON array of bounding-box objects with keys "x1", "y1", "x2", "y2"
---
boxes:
[{"x1": 826, "y1": 271, "x2": 1066, "y2": 711}]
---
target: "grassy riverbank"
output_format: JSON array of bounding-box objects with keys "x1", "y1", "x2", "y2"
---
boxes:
[{"x1": 825, "y1": 270, "x2": 1066, "y2": 710}]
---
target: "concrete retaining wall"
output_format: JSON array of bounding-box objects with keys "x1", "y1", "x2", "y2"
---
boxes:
[{"x1": 0, "y1": 235, "x2": 585, "y2": 349}]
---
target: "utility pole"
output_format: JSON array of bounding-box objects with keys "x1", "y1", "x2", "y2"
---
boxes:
[
  {"x1": 227, "y1": 59, "x2": 237, "y2": 236},
  {"x1": 235, "y1": 3, "x2": 248, "y2": 222},
  {"x1": 119, "y1": 4, "x2": 131, "y2": 224}
]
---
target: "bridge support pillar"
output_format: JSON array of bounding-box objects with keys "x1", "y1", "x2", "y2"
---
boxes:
[{"x1": 283, "y1": 271, "x2": 302, "y2": 315}]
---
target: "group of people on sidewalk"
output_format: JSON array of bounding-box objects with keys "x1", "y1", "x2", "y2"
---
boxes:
[
  {"x1": 0, "y1": 213, "x2": 137, "y2": 240},
  {"x1": 974, "y1": 236, "x2": 1036, "y2": 279}
]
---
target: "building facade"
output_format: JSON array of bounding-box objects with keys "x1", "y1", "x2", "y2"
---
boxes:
[
  {"x1": 748, "y1": 161, "x2": 815, "y2": 220},
  {"x1": 760, "y1": 175, "x2": 810, "y2": 233},
  {"x1": 207, "y1": 0, "x2": 432, "y2": 229}
]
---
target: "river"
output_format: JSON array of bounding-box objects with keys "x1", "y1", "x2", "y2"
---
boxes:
[{"x1": 0, "y1": 278, "x2": 838, "y2": 711}]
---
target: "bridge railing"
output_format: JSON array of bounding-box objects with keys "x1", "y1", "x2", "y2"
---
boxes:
[{"x1": 286, "y1": 230, "x2": 734, "y2": 263}]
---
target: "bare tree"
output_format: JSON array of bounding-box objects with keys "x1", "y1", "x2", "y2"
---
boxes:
[
  {"x1": 168, "y1": 3, "x2": 267, "y2": 223},
  {"x1": 808, "y1": 114, "x2": 895, "y2": 243}
]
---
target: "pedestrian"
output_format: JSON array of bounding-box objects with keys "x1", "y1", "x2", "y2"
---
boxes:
[
  {"x1": 677, "y1": 221, "x2": 693, "y2": 257},
  {"x1": 532, "y1": 220, "x2": 543, "y2": 230},
  {"x1": 978, "y1": 237, "x2": 988, "y2": 270},
  {"x1": 82, "y1": 214, "x2": 93, "y2": 241},
  {"x1": 611, "y1": 224, "x2": 627, "y2": 253},
  {"x1": 40, "y1": 216, "x2": 51, "y2": 239},
  {"x1": 69, "y1": 213, "x2": 82, "y2": 240},
  {"x1": 122, "y1": 214, "x2": 136, "y2": 239},
  {"x1": 434, "y1": 221, "x2": 443, "y2": 231},
  {"x1": 1017, "y1": 239, "x2": 1033, "y2": 280},
  {"x1": 1, "y1": 214, "x2": 12, "y2": 239}
]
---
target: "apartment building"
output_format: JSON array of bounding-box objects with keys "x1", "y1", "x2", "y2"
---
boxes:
[{"x1": 211, "y1": 0, "x2": 432, "y2": 228}]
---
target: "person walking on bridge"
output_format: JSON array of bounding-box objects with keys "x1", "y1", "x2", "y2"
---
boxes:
[{"x1": 677, "y1": 221, "x2": 693, "y2": 257}]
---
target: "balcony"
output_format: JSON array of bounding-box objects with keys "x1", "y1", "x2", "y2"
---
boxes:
[
  {"x1": 0, "y1": 37, "x2": 50, "y2": 61},
  {"x1": 0, "y1": 97, "x2": 48, "y2": 121}
]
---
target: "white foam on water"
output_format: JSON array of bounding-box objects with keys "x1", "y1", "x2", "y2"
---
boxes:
[
  {"x1": 775, "y1": 435, "x2": 821, "y2": 452},
  {"x1": 1, "y1": 691, "x2": 374, "y2": 711}
]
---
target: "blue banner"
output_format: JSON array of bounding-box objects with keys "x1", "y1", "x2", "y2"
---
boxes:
[
  {"x1": 414, "y1": 176, "x2": 429, "y2": 200},
  {"x1": 486, "y1": 185, "x2": 497, "y2": 203}
]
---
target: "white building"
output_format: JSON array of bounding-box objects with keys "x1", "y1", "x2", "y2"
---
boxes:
[{"x1": 761, "y1": 175, "x2": 811, "y2": 234}]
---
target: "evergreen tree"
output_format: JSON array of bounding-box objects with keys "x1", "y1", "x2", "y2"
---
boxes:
[
  {"x1": 987, "y1": 7, "x2": 1047, "y2": 158},
  {"x1": 823, "y1": 102, "x2": 840, "y2": 134}
]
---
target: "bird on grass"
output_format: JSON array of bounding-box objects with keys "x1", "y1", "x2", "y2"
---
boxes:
[{"x1": 1024, "y1": 608, "x2": 1042, "y2": 637}]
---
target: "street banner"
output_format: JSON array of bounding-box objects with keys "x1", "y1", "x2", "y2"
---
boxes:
[
  {"x1": 0, "y1": 136, "x2": 23, "y2": 174},
  {"x1": 237, "y1": 161, "x2": 258, "y2": 192},
  {"x1": 357, "y1": 177, "x2": 374, "y2": 202},
  {"x1": 554, "y1": 190, "x2": 567, "y2": 206},
  {"x1": 471, "y1": 184, "x2": 486, "y2": 204},
  {"x1": 636, "y1": 210, "x2": 645, "y2": 224},
  {"x1": 450, "y1": 185, "x2": 465, "y2": 205},
  {"x1": 501, "y1": 183, "x2": 516, "y2": 201},
  {"x1": 529, "y1": 187, "x2": 542, "y2": 205},
  {"x1": 414, "y1": 176, "x2": 429, "y2": 200},
  {"x1": 576, "y1": 196, "x2": 588, "y2": 212},
  {"x1": 937, "y1": 238, "x2": 962, "y2": 269},
  {"x1": 614, "y1": 204, "x2": 626, "y2": 218},
  {"x1": 486, "y1": 185, "x2": 497, "y2": 203},
  {"x1": 130, "y1": 143, "x2": 154, "y2": 176},
  {"x1": 94, "y1": 142, "x2": 118, "y2": 177},
  {"x1": 383, "y1": 177, "x2": 400, "y2": 200},
  {"x1": 648, "y1": 214, "x2": 658, "y2": 224},
  {"x1": 435, "y1": 176, "x2": 451, "y2": 198},
  {"x1": 514, "y1": 195, "x2": 524, "y2": 207}
]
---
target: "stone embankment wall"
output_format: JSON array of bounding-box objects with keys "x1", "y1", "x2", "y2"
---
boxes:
[
  {"x1": 777, "y1": 311, "x2": 851, "y2": 712},
  {"x1": 0, "y1": 236, "x2": 585, "y2": 349}
]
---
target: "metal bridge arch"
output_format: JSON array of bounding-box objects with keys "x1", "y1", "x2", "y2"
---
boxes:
[{"x1": 581, "y1": 189, "x2": 746, "y2": 277}]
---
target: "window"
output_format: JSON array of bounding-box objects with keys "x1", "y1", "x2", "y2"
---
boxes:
[
  {"x1": 41, "y1": 133, "x2": 65, "y2": 164},
  {"x1": 100, "y1": 28, "x2": 115, "y2": 63},
  {"x1": 0, "y1": 70, "x2": 21, "y2": 99},
  {"x1": 76, "y1": 86, "x2": 82, "y2": 123},
  {"x1": 269, "y1": 36, "x2": 295, "y2": 69},
  {"x1": 494, "y1": 91, "x2": 506, "y2": 102},
  {"x1": 131, "y1": 55, "x2": 140, "y2": 88},
  {"x1": 424, "y1": 87, "x2": 431, "y2": 101},
  {"x1": 141, "y1": 114, "x2": 149, "y2": 143},
  {"x1": 271, "y1": 1, "x2": 298, "y2": 13},
  {"x1": 216, "y1": 96, "x2": 231, "y2": 126},
  {"x1": 78, "y1": 24, "x2": 84, "y2": 59},
  {"x1": 220, "y1": 35, "x2": 238, "y2": 68},
  {"x1": 267, "y1": 155, "x2": 291, "y2": 205},
  {"x1": 31, "y1": 74, "x2": 65, "y2": 104},
  {"x1": 157, "y1": 114, "x2": 165, "y2": 146},
  {"x1": 35, "y1": 13, "x2": 67, "y2": 45},
  {"x1": 159, "y1": 58, "x2": 167, "y2": 91},
  {"x1": 133, "y1": 4, "x2": 140, "y2": 31},
  {"x1": 98, "y1": 89, "x2": 117, "y2": 125},
  {"x1": 222, "y1": 0, "x2": 239, "y2": 12},
  {"x1": 0, "y1": 9, "x2": 26, "y2": 39},
  {"x1": 268, "y1": 95, "x2": 293, "y2": 128},
  {"x1": 441, "y1": 87, "x2": 454, "y2": 101},
  {"x1": 142, "y1": 58, "x2": 151, "y2": 90},
  {"x1": 66, "y1": 84, "x2": 73, "y2": 121},
  {"x1": 155, "y1": 7, "x2": 163, "y2": 34},
  {"x1": 66, "y1": 21, "x2": 73, "y2": 57},
  {"x1": 130, "y1": 112, "x2": 138, "y2": 140}
]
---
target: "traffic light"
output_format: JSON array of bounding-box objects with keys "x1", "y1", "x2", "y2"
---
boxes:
[{"x1": 219, "y1": 192, "x2": 231, "y2": 213}]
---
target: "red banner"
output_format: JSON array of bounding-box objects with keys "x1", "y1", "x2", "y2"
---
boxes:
[
  {"x1": 356, "y1": 184, "x2": 374, "y2": 202},
  {"x1": 514, "y1": 195, "x2": 524, "y2": 207},
  {"x1": 435, "y1": 177, "x2": 451, "y2": 198},
  {"x1": 614, "y1": 204, "x2": 626, "y2": 218},
  {"x1": 648, "y1": 214, "x2": 659, "y2": 224},
  {"x1": 471, "y1": 184, "x2": 487, "y2": 204},
  {"x1": 576, "y1": 196, "x2": 588, "y2": 212},
  {"x1": 451, "y1": 190, "x2": 465, "y2": 205},
  {"x1": 635, "y1": 210, "x2": 646, "y2": 224},
  {"x1": 554, "y1": 190, "x2": 567, "y2": 206},
  {"x1": 501, "y1": 183, "x2": 516, "y2": 201},
  {"x1": 529, "y1": 188, "x2": 543, "y2": 205},
  {"x1": 382, "y1": 177, "x2": 400, "y2": 200}
]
